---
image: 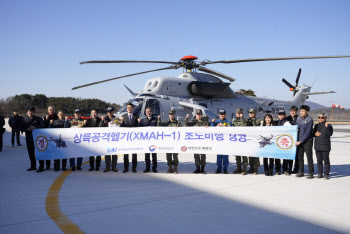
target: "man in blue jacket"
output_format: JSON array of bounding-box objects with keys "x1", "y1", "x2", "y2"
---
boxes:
[
  {"x1": 211, "y1": 109, "x2": 231, "y2": 174},
  {"x1": 295, "y1": 105, "x2": 314, "y2": 179}
]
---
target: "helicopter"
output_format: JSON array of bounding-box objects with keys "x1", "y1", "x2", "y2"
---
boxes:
[{"x1": 72, "y1": 55, "x2": 350, "y2": 122}]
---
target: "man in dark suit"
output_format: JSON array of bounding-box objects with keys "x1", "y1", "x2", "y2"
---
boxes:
[
  {"x1": 8, "y1": 109, "x2": 23, "y2": 147},
  {"x1": 138, "y1": 107, "x2": 158, "y2": 173},
  {"x1": 120, "y1": 103, "x2": 139, "y2": 173},
  {"x1": 0, "y1": 113, "x2": 5, "y2": 152},
  {"x1": 84, "y1": 109, "x2": 102, "y2": 171}
]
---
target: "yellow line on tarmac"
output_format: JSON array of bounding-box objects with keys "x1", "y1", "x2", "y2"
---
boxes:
[{"x1": 45, "y1": 162, "x2": 89, "y2": 234}]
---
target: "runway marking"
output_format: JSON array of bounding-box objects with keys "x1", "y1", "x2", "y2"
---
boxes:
[{"x1": 45, "y1": 162, "x2": 89, "y2": 234}]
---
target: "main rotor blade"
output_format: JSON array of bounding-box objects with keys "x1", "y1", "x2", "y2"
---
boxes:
[
  {"x1": 198, "y1": 66, "x2": 235, "y2": 82},
  {"x1": 282, "y1": 78, "x2": 294, "y2": 89},
  {"x1": 80, "y1": 60, "x2": 180, "y2": 65},
  {"x1": 208, "y1": 55, "x2": 350, "y2": 64},
  {"x1": 72, "y1": 65, "x2": 178, "y2": 90}
]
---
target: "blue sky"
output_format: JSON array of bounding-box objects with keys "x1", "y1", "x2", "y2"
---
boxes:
[{"x1": 1, "y1": 0, "x2": 350, "y2": 108}]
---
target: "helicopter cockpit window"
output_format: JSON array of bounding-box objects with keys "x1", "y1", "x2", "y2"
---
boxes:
[{"x1": 145, "y1": 99, "x2": 160, "y2": 117}]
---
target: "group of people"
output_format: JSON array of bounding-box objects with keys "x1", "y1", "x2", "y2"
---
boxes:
[{"x1": 1, "y1": 103, "x2": 333, "y2": 180}]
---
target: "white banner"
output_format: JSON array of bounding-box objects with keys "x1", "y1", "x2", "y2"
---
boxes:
[{"x1": 33, "y1": 126, "x2": 298, "y2": 160}]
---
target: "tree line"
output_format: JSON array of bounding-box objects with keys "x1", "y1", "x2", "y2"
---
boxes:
[{"x1": 0, "y1": 94, "x2": 121, "y2": 117}]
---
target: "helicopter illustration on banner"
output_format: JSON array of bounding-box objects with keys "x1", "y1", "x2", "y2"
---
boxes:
[{"x1": 72, "y1": 55, "x2": 350, "y2": 122}]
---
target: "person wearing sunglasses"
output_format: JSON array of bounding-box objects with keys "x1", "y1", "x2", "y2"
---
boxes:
[{"x1": 313, "y1": 113, "x2": 333, "y2": 180}]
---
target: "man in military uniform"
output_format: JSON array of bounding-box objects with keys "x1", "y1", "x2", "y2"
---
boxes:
[
  {"x1": 232, "y1": 108, "x2": 249, "y2": 175},
  {"x1": 211, "y1": 109, "x2": 231, "y2": 174},
  {"x1": 246, "y1": 108, "x2": 261, "y2": 175},
  {"x1": 185, "y1": 109, "x2": 209, "y2": 174},
  {"x1": 138, "y1": 107, "x2": 158, "y2": 173},
  {"x1": 8, "y1": 109, "x2": 23, "y2": 147},
  {"x1": 21, "y1": 107, "x2": 45, "y2": 172},
  {"x1": 158, "y1": 110, "x2": 182, "y2": 174},
  {"x1": 100, "y1": 107, "x2": 118, "y2": 172},
  {"x1": 121, "y1": 103, "x2": 139, "y2": 173}
]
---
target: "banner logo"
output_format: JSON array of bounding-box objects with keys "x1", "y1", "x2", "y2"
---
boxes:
[
  {"x1": 276, "y1": 135, "x2": 294, "y2": 150},
  {"x1": 35, "y1": 135, "x2": 48, "y2": 152},
  {"x1": 181, "y1": 146, "x2": 187, "y2": 152},
  {"x1": 149, "y1": 145, "x2": 157, "y2": 152}
]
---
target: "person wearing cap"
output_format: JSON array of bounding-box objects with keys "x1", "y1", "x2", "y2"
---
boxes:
[
  {"x1": 285, "y1": 105, "x2": 299, "y2": 173},
  {"x1": 120, "y1": 103, "x2": 139, "y2": 173},
  {"x1": 8, "y1": 109, "x2": 23, "y2": 147},
  {"x1": 64, "y1": 109, "x2": 84, "y2": 171},
  {"x1": 21, "y1": 107, "x2": 45, "y2": 172},
  {"x1": 138, "y1": 107, "x2": 158, "y2": 173},
  {"x1": 49, "y1": 110, "x2": 68, "y2": 171},
  {"x1": 100, "y1": 107, "x2": 119, "y2": 172},
  {"x1": 158, "y1": 109, "x2": 182, "y2": 174},
  {"x1": 0, "y1": 113, "x2": 4, "y2": 152},
  {"x1": 295, "y1": 105, "x2": 314, "y2": 179},
  {"x1": 211, "y1": 109, "x2": 231, "y2": 174},
  {"x1": 276, "y1": 109, "x2": 293, "y2": 175},
  {"x1": 84, "y1": 109, "x2": 102, "y2": 171},
  {"x1": 232, "y1": 108, "x2": 249, "y2": 175},
  {"x1": 246, "y1": 108, "x2": 261, "y2": 175},
  {"x1": 313, "y1": 113, "x2": 333, "y2": 180},
  {"x1": 185, "y1": 109, "x2": 209, "y2": 174}
]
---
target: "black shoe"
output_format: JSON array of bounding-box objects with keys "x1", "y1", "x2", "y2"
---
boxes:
[
  {"x1": 306, "y1": 173, "x2": 314, "y2": 179},
  {"x1": 324, "y1": 175, "x2": 329, "y2": 180},
  {"x1": 71, "y1": 167, "x2": 76, "y2": 171},
  {"x1": 152, "y1": 169, "x2": 158, "y2": 173},
  {"x1": 123, "y1": 169, "x2": 129, "y2": 173},
  {"x1": 36, "y1": 168, "x2": 44, "y2": 173},
  {"x1": 62, "y1": 168, "x2": 67, "y2": 171},
  {"x1": 295, "y1": 172, "x2": 304, "y2": 177},
  {"x1": 112, "y1": 168, "x2": 118, "y2": 172},
  {"x1": 193, "y1": 167, "x2": 200, "y2": 174},
  {"x1": 77, "y1": 167, "x2": 82, "y2": 171},
  {"x1": 265, "y1": 171, "x2": 269, "y2": 176},
  {"x1": 89, "y1": 168, "x2": 94, "y2": 171},
  {"x1": 223, "y1": 170, "x2": 228, "y2": 174},
  {"x1": 144, "y1": 169, "x2": 151, "y2": 173},
  {"x1": 104, "y1": 168, "x2": 110, "y2": 172},
  {"x1": 132, "y1": 168, "x2": 137, "y2": 173},
  {"x1": 200, "y1": 166, "x2": 206, "y2": 174},
  {"x1": 247, "y1": 167, "x2": 254, "y2": 174},
  {"x1": 45, "y1": 166, "x2": 50, "y2": 170},
  {"x1": 54, "y1": 168, "x2": 59, "y2": 172},
  {"x1": 215, "y1": 170, "x2": 222, "y2": 174},
  {"x1": 317, "y1": 174, "x2": 323, "y2": 179},
  {"x1": 27, "y1": 167, "x2": 36, "y2": 171},
  {"x1": 96, "y1": 168, "x2": 99, "y2": 171},
  {"x1": 18, "y1": 143, "x2": 23, "y2": 146}
]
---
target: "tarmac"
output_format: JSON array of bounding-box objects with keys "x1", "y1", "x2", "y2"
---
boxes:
[{"x1": 0, "y1": 121, "x2": 349, "y2": 234}]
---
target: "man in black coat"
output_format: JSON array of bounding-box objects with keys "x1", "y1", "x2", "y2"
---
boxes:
[
  {"x1": 84, "y1": 109, "x2": 102, "y2": 171},
  {"x1": 42, "y1": 105, "x2": 58, "y2": 170},
  {"x1": 285, "y1": 105, "x2": 299, "y2": 173},
  {"x1": 276, "y1": 110, "x2": 293, "y2": 175},
  {"x1": 100, "y1": 107, "x2": 119, "y2": 172},
  {"x1": 21, "y1": 107, "x2": 45, "y2": 172},
  {"x1": 0, "y1": 114, "x2": 5, "y2": 152},
  {"x1": 120, "y1": 103, "x2": 139, "y2": 173},
  {"x1": 313, "y1": 113, "x2": 333, "y2": 180},
  {"x1": 8, "y1": 109, "x2": 23, "y2": 146},
  {"x1": 138, "y1": 107, "x2": 158, "y2": 173}
]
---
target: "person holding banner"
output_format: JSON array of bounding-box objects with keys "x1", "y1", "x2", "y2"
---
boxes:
[
  {"x1": 42, "y1": 105, "x2": 58, "y2": 170},
  {"x1": 313, "y1": 113, "x2": 333, "y2": 180},
  {"x1": 64, "y1": 109, "x2": 84, "y2": 171},
  {"x1": 246, "y1": 108, "x2": 261, "y2": 175},
  {"x1": 295, "y1": 105, "x2": 314, "y2": 179},
  {"x1": 211, "y1": 109, "x2": 231, "y2": 174},
  {"x1": 100, "y1": 107, "x2": 119, "y2": 173},
  {"x1": 49, "y1": 110, "x2": 67, "y2": 171},
  {"x1": 185, "y1": 109, "x2": 209, "y2": 174},
  {"x1": 85, "y1": 109, "x2": 102, "y2": 171},
  {"x1": 121, "y1": 103, "x2": 139, "y2": 173},
  {"x1": 158, "y1": 110, "x2": 182, "y2": 174},
  {"x1": 285, "y1": 105, "x2": 299, "y2": 174},
  {"x1": 262, "y1": 114, "x2": 276, "y2": 176},
  {"x1": 232, "y1": 108, "x2": 248, "y2": 175},
  {"x1": 21, "y1": 107, "x2": 45, "y2": 172},
  {"x1": 138, "y1": 107, "x2": 158, "y2": 173}
]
